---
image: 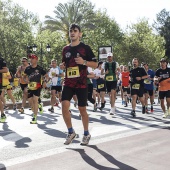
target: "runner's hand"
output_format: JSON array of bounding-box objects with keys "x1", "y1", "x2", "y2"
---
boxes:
[
  {"x1": 75, "y1": 57, "x2": 84, "y2": 65},
  {"x1": 105, "y1": 70, "x2": 109, "y2": 74},
  {"x1": 136, "y1": 77, "x2": 141, "y2": 81}
]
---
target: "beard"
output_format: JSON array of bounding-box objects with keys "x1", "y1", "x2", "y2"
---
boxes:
[{"x1": 133, "y1": 64, "x2": 137, "y2": 68}]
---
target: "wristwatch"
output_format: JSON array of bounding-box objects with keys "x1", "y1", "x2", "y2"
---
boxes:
[{"x1": 83, "y1": 60, "x2": 87, "y2": 66}]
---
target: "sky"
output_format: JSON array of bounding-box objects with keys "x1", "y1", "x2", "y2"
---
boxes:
[{"x1": 12, "y1": 0, "x2": 170, "y2": 29}]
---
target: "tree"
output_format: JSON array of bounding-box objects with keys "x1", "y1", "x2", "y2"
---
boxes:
[
  {"x1": 44, "y1": 0, "x2": 98, "y2": 43},
  {"x1": 118, "y1": 19, "x2": 165, "y2": 69},
  {"x1": 155, "y1": 9, "x2": 170, "y2": 58},
  {"x1": 82, "y1": 9, "x2": 123, "y2": 60},
  {"x1": 34, "y1": 25, "x2": 66, "y2": 69},
  {"x1": 0, "y1": 0, "x2": 39, "y2": 72}
]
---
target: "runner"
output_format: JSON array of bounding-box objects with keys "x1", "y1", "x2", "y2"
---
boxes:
[
  {"x1": 120, "y1": 65, "x2": 130, "y2": 107},
  {"x1": 0, "y1": 55, "x2": 8, "y2": 123},
  {"x1": 94, "y1": 61, "x2": 106, "y2": 111},
  {"x1": 48, "y1": 59, "x2": 59, "y2": 113},
  {"x1": 56, "y1": 63, "x2": 64, "y2": 104},
  {"x1": 16, "y1": 57, "x2": 29, "y2": 114},
  {"x1": 143, "y1": 63, "x2": 155, "y2": 113},
  {"x1": 1, "y1": 70, "x2": 17, "y2": 110},
  {"x1": 24, "y1": 54, "x2": 47, "y2": 124},
  {"x1": 87, "y1": 67, "x2": 97, "y2": 112},
  {"x1": 62, "y1": 24, "x2": 97, "y2": 145},
  {"x1": 118, "y1": 65, "x2": 124, "y2": 105},
  {"x1": 101, "y1": 52, "x2": 119, "y2": 115},
  {"x1": 154, "y1": 58, "x2": 170, "y2": 118},
  {"x1": 130, "y1": 58, "x2": 148, "y2": 117}
]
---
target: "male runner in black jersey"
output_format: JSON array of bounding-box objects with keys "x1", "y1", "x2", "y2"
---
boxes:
[
  {"x1": 62, "y1": 24, "x2": 97, "y2": 145},
  {"x1": 130, "y1": 58, "x2": 148, "y2": 117},
  {"x1": 24, "y1": 54, "x2": 47, "y2": 124}
]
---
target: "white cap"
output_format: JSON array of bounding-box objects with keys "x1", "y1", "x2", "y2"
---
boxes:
[{"x1": 107, "y1": 52, "x2": 113, "y2": 57}]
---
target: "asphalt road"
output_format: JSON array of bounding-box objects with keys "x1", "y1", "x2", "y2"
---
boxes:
[{"x1": 0, "y1": 97, "x2": 170, "y2": 170}]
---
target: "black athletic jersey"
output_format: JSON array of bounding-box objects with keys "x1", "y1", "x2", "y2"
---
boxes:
[
  {"x1": 130, "y1": 67, "x2": 147, "y2": 86},
  {"x1": 0, "y1": 57, "x2": 7, "y2": 88},
  {"x1": 155, "y1": 67, "x2": 170, "y2": 83},
  {"x1": 24, "y1": 65, "x2": 46, "y2": 83},
  {"x1": 62, "y1": 42, "x2": 96, "y2": 88}
]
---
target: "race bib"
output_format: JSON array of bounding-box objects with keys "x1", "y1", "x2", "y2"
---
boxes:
[
  {"x1": 28, "y1": 82, "x2": 37, "y2": 90},
  {"x1": 51, "y1": 72, "x2": 56, "y2": 77},
  {"x1": 106, "y1": 76, "x2": 113, "y2": 81},
  {"x1": 144, "y1": 79, "x2": 151, "y2": 84},
  {"x1": 67, "y1": 66, "x2": 80, "y2": 78},
  {"x1": 98, "y1": 84, "x2": 104, "y2": 89},
  {"x1": 13, "y1": 78, "x2": 19, "y2": 87},
  {"x1": 132, "y1": 84, "x2": 140, "y2": 89},
  {"x1": 7, "y1": 84, "x2": 12, "y2": 89},
  {"x1": 21, "y1": 71, "x2": 26, "y2": 77}
]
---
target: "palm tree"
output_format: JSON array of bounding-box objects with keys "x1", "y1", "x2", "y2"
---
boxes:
[{"x1": 44, "y1": 0, "x2": 97, "y2": 43}]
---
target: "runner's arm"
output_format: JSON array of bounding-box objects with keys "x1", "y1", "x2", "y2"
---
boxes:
[
  {"x1": 0, "y1": 67, "x2": 8, "y2": 73},
  {"x1": 15, "y1": 66, "x2": 21, "y2": 78}
]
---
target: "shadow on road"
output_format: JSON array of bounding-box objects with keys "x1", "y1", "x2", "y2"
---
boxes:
[
  {"x1": 0, "y1": 123, "x2": 32, "y2": 148},
  {"x1": 67, "y1": 145, "x2": 137, "y2": 170},
  {"x1": 0, "y1": 163, "x2": 6, "y2": 170}
]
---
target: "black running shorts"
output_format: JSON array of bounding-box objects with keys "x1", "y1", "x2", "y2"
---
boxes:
[
  {"x1": 159, "y1": 90, "x2": 170, "y2": 99},
  {"x1": 62, "y1": 86, "x2": 88, "y2": 107}
]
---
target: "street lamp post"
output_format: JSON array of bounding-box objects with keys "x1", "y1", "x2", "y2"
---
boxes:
[{"x1": 32, "y1": 43, "x2": 51, "y2": 65}]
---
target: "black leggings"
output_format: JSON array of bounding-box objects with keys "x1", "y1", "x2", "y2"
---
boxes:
[{"x1": 88, "y1": 84, "x2": 95, "y2": 104}]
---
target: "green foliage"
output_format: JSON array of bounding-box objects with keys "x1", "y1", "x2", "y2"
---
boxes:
[
  {"x1": 155, "y1": 9, "x2": 170, "y2": 59},
  {"x1": 82, "y1": 9, "x2": 123, "y2": 59},
  {"x1": 0, "y1": 0, "x2": 39, "y2": 72},
  {"x1": 34, "y1": 28, "x2": 65, "y2": 69},
  {"x1": 44, "y1": 0, "x2": 98, "y2": 43},
  {"x1": 118, "y1": 19, "x2": 165, "y2": 70}
]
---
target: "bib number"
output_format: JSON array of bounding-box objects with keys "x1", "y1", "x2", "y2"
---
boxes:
[
  {"x1": 132, "y1": 84, "x2": 140, "y2": 89},
  {"x1": 98, "y1": 84, "x2": 104, "y2": 89},
  {"x1": 28, "y1": 82, "x2": 37, "y2": 90},
  {"x1": 51, "y1": 72, "x2": 56, "y2": 77},
  {"x1": 67, "y1": 66, "x2": 80, "y2": 78},
  {"x1": 106, "y1": 76, "x2": 113, "y2": 81},
  {"x1": 144, "y1": 79, "x2": 151, "y2": 84}
]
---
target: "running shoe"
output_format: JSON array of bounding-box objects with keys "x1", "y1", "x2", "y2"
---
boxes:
[
  {"x1": 150, "y1": 106, "x2": 153, "y2": 113},
  {"x1": 146, "y1": 107, "x2": 149, "y2": 114},
  {"x1": 0, "y1": 114, "x2": 6, "y2": 123},
  {"x1": 93, "y1": 103, "x2": 97, "y2": 112},
  {"x1": 64, "y1": 131, "x2": 77, "y2": 145},
  {"x1": 110, "y1": 107, "x2": 115, "y2": 115},
  {"x1": 18, "y1": 107, "x2": 24, "y2": 114},
  {"x1": 13, "y1": 104, "x2": 17, "y2": 110},
  {"x1": 30, "y1": 116, "x2": 37, "y2": 124},
  {"x1": 48, "y1": 107, "x2": 54, "y2": 113},
  {"x1": 99, "y1": 107, "x2": 103, "y2": 111},
  {"x1": 131, "y1": 110, "x2": 136, "y2": 117},
  {"x1": 103, "y1": 101, "x2": 106, "y2": 108},
  {"x1": 129, "y1": 98, "x2": 132, "y2": 103},
  {"x1": 54, "y1": 102, "x2": 59, "y2": 107},
  {"x1": 81, "y1": 134, "x2": 91, "y2": 145},
  {"x1": 4, "y1": 105, "x2": 9, "y2": 110},
  {"x1": 124, "y1": 102, "x2": 128, "y2": 107},
  {"x1": 162, "y1": 111, "x2": 168, "y2": 118},
  {"x1": 38, "y1": 103, "x2": 43, "y2": 114},
  {"x1": 142, "y1": 106, "x2": 146, "y2": 114}
]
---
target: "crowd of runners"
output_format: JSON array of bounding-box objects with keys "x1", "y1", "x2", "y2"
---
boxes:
[{"x1": 0, "y1": 24, "x2": 170, "y2": 145}]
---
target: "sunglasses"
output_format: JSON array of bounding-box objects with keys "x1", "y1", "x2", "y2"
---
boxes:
[{"x1": 22, "y1": 61, "x2": 27, "y2": 62}]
